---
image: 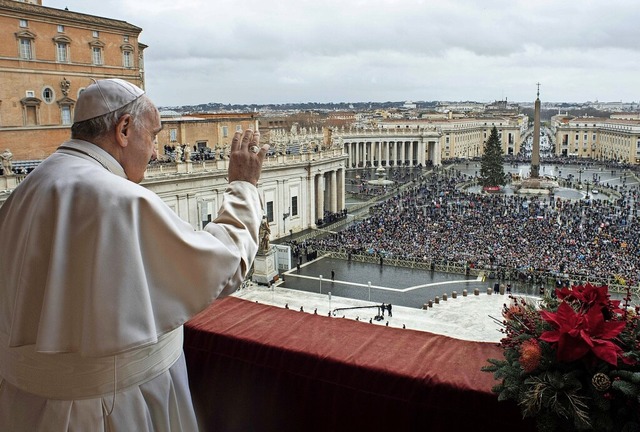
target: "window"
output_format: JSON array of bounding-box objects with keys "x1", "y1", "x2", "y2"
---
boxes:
[
  {"x1": 56, "y1": 42, "x2": 69, "y2": 62},
  {"x1": 122, "y1": 50, "x2": 133, "y2": 68},
  {"x1": 19, "y1": 38, "x2": 33, "y2": 59},
  {"x1": 21, "y1": 97, "x2": 41, "y2": 126},
  {"x1": 266, "y1": 201, "x2": 274, "y2": 223},
  {"x1": 291, "y1": 196, "x2": 298, "y2": 216},
  {"x1": 170, "y1": 129, "x2": 177, "y2": 142},
  {"x1": 92, "y1": 47, "x2": 103, "y2": 65},
  {"x1": 61, "y1": 106, "x2": 71, "y2": 125},
  {"x1": 42, "y1": 87, "x2": 54, "y2": 104},
  {"x1": 25, "y1": 90, "x2": 35, "y2": 98},
  {"x1": 236, "y1": 125, "x2": 242, "y2": 132},
  {"x1": 57, "y1": 24, "x2": 64, "y2": 32},
  {"x1": 222, "y1": 126, "x2": 228, "y2": 138},
  {"x1": 19, "y1": 19, "x2": 28, "y2": 27},
  {"x1": 92, "y1": 30, "x2": 99, "y2": 38}
]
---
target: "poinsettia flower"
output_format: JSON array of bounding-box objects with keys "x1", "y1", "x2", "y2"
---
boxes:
[
  {"x1": 555, "y1": 284, "x2": 624, "y2": 315},
  {"x1": 556, "y1": 284, "x2": 605, "y2": 307},
  {"x1": 540, "y1": 301, "x2": 626, "y2": 366}
]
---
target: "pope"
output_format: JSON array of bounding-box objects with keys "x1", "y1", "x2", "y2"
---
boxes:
[{"x1": 0, "y1": 79, "x2": 269, "y2": 431}]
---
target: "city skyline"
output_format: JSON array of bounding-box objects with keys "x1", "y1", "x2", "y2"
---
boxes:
[{"x1": 47, "y1": 0, "x2": 640, "y2": 107}]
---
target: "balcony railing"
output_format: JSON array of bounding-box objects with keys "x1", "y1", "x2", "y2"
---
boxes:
[{"x1": 184, "y1": 296, "x2": 536, "y2": 432}]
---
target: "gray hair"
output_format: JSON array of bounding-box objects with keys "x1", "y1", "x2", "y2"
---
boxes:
[{"x1": 71, "y1": 96, "x2": 156, "y2": 140}]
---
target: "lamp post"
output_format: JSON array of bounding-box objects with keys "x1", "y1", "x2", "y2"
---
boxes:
[
  {"x1": 319, "y1": 275, "x2": 323, "y2": 295},
  {"x1": 585, "y1": 181, "x2": 590, "y2": 199},
  {"x1": 282, "y1": 209, "x2": 290, "y2": 237}
]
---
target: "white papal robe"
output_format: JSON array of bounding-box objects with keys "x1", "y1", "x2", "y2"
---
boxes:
[{"x1": 0, "y1": 140, "x2": 262, "y2": 431}]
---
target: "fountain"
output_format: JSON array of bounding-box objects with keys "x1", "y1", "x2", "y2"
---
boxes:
[{"x1": 367, "y1": 166, "x2": 395, "y2": 187}]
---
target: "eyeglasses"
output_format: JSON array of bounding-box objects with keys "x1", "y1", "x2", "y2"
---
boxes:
[{"x1": 139, "y1": 120, "x2": 161, "y2": 144}]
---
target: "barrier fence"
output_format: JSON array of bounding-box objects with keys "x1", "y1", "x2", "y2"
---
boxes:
[{"x1": 311, "y1": 250, "x2": 638, "y2": 296}]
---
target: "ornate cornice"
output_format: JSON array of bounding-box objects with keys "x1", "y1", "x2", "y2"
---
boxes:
[
  {"x1": 0, "y1": 0, "x2": 142, "y2": 34},
  {"x1": 20, "y1": 96, "x2": 41, "y2": 106},
  {"x1": 88, "y1": 39, "x2": 105, "y2": 48},
  {"x1": 15, "y1": 29, "x2": 36, "y2": 39},
  {"x1": 52, "y1": 34, "x2": 71, "y2": 43},
  {"x1": 56, "y1": 96, "x2": 75, "y2": 107}
]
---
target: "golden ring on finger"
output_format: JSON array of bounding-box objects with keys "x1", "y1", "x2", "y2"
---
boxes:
[{"x1": 249, "y1": 145, "x2": 260, "y2": 154}]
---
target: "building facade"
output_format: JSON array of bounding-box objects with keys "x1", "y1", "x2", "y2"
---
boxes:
[
  {"x1": 551, "y1": 115, "x2": 640, "y2": 163},
  {"x1": 146, "y1": 149, "x2": 347, "y2": 239},
  {"x1": 159, "y1": 112, "x2": 260, "y2": 158},
  {"x1": 0, "y1": 0, "x2": 145, "y2": 160},
  {"x1": 375, "y1": 114, "x2": 528, "y2": 162}
]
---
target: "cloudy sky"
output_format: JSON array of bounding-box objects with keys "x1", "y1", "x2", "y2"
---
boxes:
[{"x1": 47, "y1": 0, "x2": 640, "y2": 106}]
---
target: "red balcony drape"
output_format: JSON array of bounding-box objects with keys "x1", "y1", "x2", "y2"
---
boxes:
[{"x1": 184, "y1": 297, "x2": 534, "y2": 432}]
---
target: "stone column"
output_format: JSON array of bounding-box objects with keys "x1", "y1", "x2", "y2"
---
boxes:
[
  {"x1": 280, "y1": 178, "x2": 288, "y2": 236},
  {"x1": 308, "y1": 170, "x2": 315, "y2": 226},
  {"x1": 392, "y1": 142, "x2": 397, "y2": 166},
  {"x1": 384, "y1": 141, "x2": 390, "y2": 166},
  {"x1": 337, "y1": 168, "x2": 345, "y2": 211},
  {"x1": 316, "y1": 173, "x2": 324, "y2": 222},
  {"x1": 330, "y1": 170, "x2": 337, "y2": 212},
  {"x1": 434, "y1": 141, "x2": 442, "y2": 166}
]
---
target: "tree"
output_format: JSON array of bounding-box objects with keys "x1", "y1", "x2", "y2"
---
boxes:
[{"x1": 479, "y1": 126, "x2": 506, "y2": 188}]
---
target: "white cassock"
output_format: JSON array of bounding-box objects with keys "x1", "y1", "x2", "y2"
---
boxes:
[{"x1": 0, "y1": 140, "x2": 261, "y2": 431}]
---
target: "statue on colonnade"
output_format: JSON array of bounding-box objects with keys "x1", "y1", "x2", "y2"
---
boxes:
[{"x1": 1, "y1": 149, "x2": 13, "y2": 175}]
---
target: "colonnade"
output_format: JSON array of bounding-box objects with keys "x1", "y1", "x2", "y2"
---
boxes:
[
  {"x1": 344, "y1": 139, "x2": 438, "y2": 168},
  {"x1": 313, "y1": 168, "x2": 345, "y2": 223}
]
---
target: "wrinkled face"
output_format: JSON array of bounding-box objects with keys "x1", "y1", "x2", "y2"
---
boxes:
[{"x1": 123, "y1": 106, "x2": 161, "y2": 183}]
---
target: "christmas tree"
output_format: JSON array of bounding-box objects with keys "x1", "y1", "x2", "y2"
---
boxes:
[{"x1": 479, "y1": 126, "x2": 506, "y2": 188}]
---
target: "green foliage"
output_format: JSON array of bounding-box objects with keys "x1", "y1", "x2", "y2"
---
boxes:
[
  {"x1": 483, "y1": 286, "x2": 640, "y2": 431},
  {"x1": 479, "y1": 126, "x2": 506, "y2": 187},
  {"x1": 612, "y1": 379, "x2": 639, "y2": 398}
]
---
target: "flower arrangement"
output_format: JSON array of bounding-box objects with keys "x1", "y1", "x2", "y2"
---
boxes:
[{"x1": 483, "y1": 284, "x2": 640, "y2": 432}]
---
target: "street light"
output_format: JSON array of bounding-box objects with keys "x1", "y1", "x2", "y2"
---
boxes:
[
  {"x1": 282, "y1": 208, "x2": 290, "y2": 236},
  {"x1": 319, "y1": 275, "x2": 323, "y2": 295},
  {"x1": 585, "y1": 181, "x2": 590, "y2": 199}
]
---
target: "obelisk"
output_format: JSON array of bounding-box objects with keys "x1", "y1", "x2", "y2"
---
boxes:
[{"x1": 531, "y1": 83, "x2": 541, "y2": 178}]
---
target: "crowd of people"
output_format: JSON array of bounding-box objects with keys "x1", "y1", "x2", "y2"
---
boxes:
[{"x1": 304, "y1": 166, "x2": 640, "y2": 286}]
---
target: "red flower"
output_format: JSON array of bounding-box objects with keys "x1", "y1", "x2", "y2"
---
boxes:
[
  {"x1": 555, "y1": 283, "x2": 624, "y2": 316},
  {"x1": 540, "y1": 301, "x2": 626, "y2": 366},
  {"x1": 519, "y1": 339, "x2": 542, "y2": 372}
]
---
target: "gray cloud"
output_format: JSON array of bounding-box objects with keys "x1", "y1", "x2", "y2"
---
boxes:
[{"x1": 48, "y1": 0, "x2": 640, "y2": 105}]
